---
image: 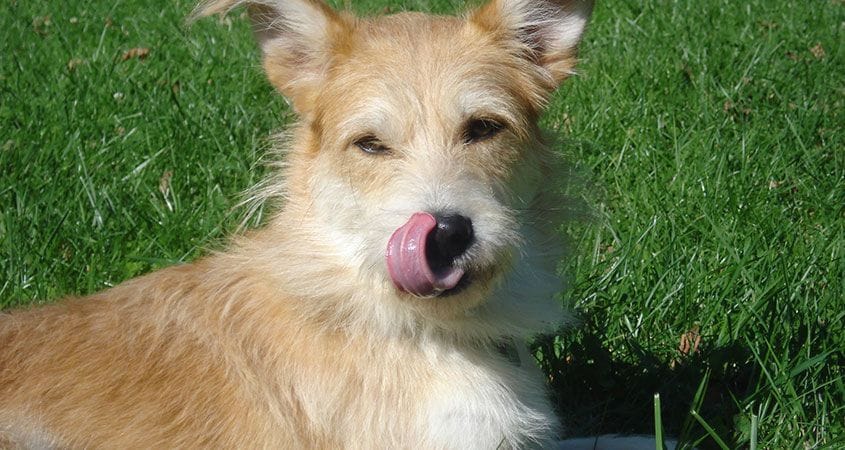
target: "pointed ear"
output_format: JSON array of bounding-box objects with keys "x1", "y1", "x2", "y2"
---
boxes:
[
  {"x1": 193, "y1": 0, "x2": 347, "y2": 114},
  {"x1": 470, "y1": 0, "x2": 593, "y2": 87}
]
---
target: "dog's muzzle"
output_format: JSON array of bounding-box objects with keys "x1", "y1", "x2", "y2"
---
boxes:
[{"x1": 385, "y1": 212, "x2": 473, "y2": 297}]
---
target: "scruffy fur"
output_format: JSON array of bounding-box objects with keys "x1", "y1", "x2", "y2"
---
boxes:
[{"x1": 0, "y1": 0, "x2": 594, "y2": 447}]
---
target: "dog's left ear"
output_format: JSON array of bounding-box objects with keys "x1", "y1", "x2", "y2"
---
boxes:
[
  {"x1": 470, "y1": 0, "x2": 593, "y2": 88},
  {"x1": 193, "y1": 0, "x2": 347, "y2": 115}
]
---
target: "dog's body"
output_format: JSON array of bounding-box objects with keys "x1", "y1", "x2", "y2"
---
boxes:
[
  {"x1": 1, "y1": 0, "x2": 595, "y2": 447},
  {"x1": 0, "y1": 255, "x2": 555, "y2": 448}
]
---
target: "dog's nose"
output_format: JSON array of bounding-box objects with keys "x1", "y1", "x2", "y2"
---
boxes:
[{"x1": 427, "y1": 214, "x2": 474, "y2": 269}]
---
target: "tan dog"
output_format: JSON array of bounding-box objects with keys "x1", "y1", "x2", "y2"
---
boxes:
[{"x1": 0, "y1": 0, "x2": 593, "y2": 447}]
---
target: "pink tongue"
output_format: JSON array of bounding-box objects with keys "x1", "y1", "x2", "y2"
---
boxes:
[{"x1": 386, "y1": 212, "x2": 465, "y2": 297}]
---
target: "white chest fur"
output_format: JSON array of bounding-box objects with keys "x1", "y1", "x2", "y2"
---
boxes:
[{"x1": 416, "y1": 343, "x2": 558, "y2": 449}]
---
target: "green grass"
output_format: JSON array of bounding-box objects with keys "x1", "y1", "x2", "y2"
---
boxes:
[{"x1": 2, "y1": 0, "x2": 842, "y2": 448}]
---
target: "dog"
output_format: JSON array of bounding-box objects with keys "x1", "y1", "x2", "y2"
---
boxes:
[{"x1": 0, "y1": 0, "x2": 598, "y2": 447}]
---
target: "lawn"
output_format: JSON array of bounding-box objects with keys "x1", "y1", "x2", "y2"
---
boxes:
[{"x1": 1, "y1": 0, "x2": 842, "y2": 448}]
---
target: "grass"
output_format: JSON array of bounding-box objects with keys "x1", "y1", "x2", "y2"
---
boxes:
[{"x1": 1, "y1": 0, "x2": 842, "y2": 448}]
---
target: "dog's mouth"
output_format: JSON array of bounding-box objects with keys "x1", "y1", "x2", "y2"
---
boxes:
[{"x1": 385, "y1": 212, "x2": 469, "y2": 298}]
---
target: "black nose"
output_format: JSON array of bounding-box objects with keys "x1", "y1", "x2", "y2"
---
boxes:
[{"x1": 426, "y1": 214, "x2": 474, "y2": 271}]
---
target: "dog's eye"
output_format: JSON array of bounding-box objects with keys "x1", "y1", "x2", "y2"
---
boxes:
[
  {"x1": 464, "y1": 118, "x2": 504, "y2": 144},
  {"x1": 354, "y1": 136, "x2": 390, "y2": 155}
]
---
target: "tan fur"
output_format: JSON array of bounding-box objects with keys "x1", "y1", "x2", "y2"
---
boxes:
[{"x1": 1, "y1": 0, "x2": 592, "y2": 448}]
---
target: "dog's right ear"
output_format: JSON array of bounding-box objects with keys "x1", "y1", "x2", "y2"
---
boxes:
[
  {"x1": 469, "y1": 0, "x2": 593, "y2": 90},
  {"x1": 192, "y1": 0, "x2": 347, "y2": 115}
]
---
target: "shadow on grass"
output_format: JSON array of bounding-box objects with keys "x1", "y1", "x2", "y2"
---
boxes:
[{"x1": 533, "y1": 326, "x2": 756, "y2": 449}]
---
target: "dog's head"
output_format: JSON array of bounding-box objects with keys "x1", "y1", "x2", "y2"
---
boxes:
[{"x1": 197, "y1": 0, "x2": 592, "y2": 335}]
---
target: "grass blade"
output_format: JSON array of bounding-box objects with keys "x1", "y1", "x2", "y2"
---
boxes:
[
  {"x1": 654, "y1": 393, "x2": 664, "y2": 450},
  {"x1": 690, "y1": 410, "x2": 729, "y2": 450},
  {"x1": 678, "y1": 370, "x2": 710, "y2": 446},
  {"x1": 750, "y1": 413, "x2": 758, "y2": 450}
]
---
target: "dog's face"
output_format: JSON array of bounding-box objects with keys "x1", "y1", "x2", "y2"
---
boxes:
[{"x1": 198, "y1": 0, "x2": 591, "y2": 320}]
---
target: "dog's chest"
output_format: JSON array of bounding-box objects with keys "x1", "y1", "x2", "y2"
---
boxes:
[
  {"x1": 395, "y1": 345, "x2": 557, "y2": 448},
  {"x1": 277, "y1": 336, "x2": 558, "y2": 448}
]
